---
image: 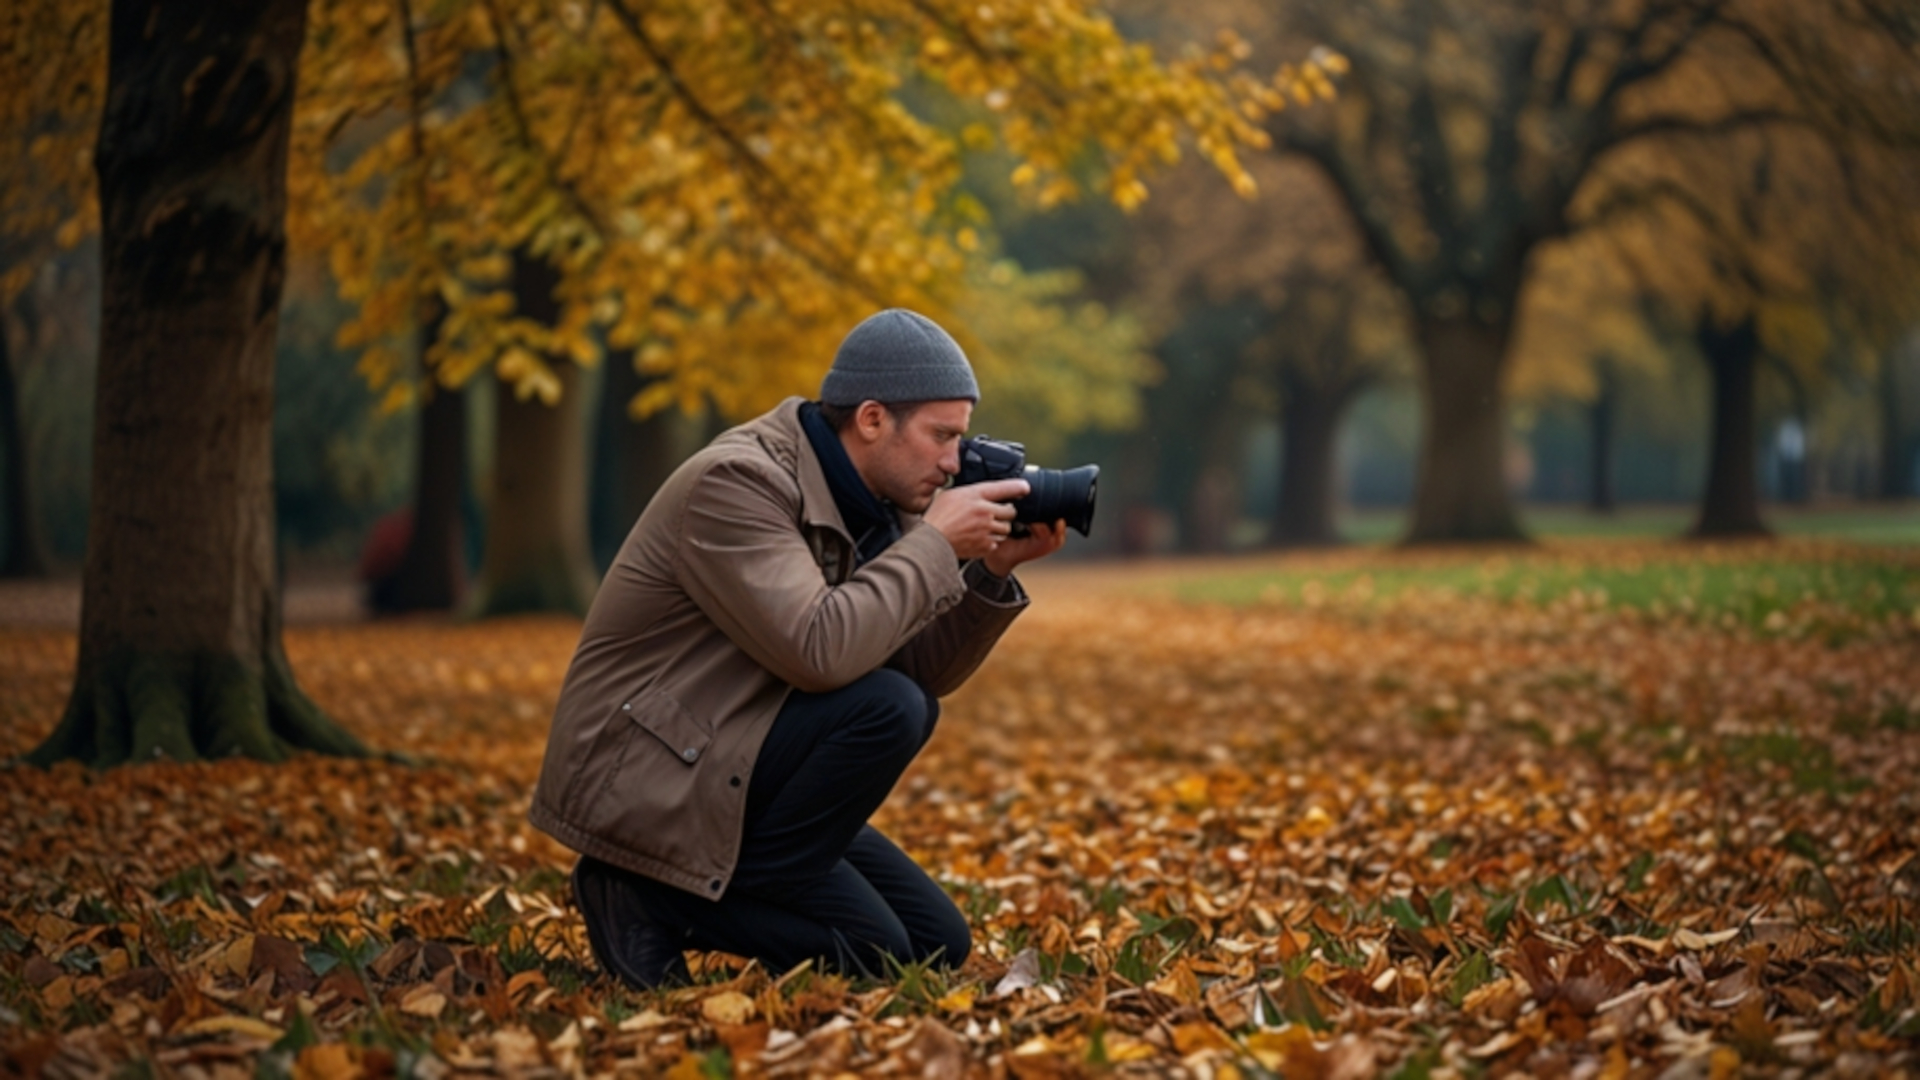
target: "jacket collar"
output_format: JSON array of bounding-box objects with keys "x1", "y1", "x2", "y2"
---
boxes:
[{"x1": 747, "y1": 397, "x2": 849, "y2": 542}]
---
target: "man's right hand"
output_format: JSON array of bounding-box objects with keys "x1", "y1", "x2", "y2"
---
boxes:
[{"x1": 924, "y1": 479, "x2": 1027, "y2": 561}]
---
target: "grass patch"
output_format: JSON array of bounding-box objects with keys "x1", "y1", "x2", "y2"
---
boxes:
[{"x1": 1167, "y1": 544, "x2": 1918, "y2": 629}]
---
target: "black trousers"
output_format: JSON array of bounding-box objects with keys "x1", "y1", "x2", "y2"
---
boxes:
[{"x1": 594, "y1": 668, "x2": 970, "y2": 977}]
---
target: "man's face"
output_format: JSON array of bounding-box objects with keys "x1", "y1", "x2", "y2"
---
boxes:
[{"x1": 859, "y1": 399, "x2": 972, "y2": 514}]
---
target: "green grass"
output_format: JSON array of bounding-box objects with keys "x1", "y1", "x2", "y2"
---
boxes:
[
  {"x1": 1334, "y1": 502, "x2": 1920, "y2": 546},
  {"x1": 1168, "y1": 546, "x2": 1920, "y2": 629}
]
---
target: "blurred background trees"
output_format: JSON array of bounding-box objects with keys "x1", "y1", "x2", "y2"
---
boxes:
[{"x1": 1, "y1": 0, "x2": 1916, "y2": 632}]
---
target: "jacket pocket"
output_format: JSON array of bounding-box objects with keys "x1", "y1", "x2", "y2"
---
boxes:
[{"x1": 628, "y1": 687, "x2": 712, "y2": 766}]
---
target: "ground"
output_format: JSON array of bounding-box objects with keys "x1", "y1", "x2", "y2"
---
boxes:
[{"x1": 2, "y1": 537, "x2": 1917, "y2": 1077}]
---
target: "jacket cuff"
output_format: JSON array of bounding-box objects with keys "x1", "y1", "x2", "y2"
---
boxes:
[{"x1": 962, "y1": 558, "x2": 1026, "y2": 606}]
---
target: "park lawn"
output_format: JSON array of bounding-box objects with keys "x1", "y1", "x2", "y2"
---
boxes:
[
  {"x1": 1338, "y1": 501, "x2": 1920, "y2": 546},
  {"x1": 2, "y1": 539, "x2": 1917, "y2": 1076},
  {"x1": 1162, "y1": 539, "x2": 1920, "y2": 633}
]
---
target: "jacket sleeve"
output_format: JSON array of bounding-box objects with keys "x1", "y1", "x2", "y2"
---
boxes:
[
  {"x1": 886, "y1": 559, "x2": 1029, "y2": 697},
  {"x1": 675, "y1": 457, "x2": 968, "y2": 693}
]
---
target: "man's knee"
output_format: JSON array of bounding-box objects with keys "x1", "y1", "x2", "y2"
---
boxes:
[
  {"x1": 919, "y1": 922, "x2": 970, "y2": 969},
  {"x1": 844, "y1": 669, "x2": 935, "y2": 756}
]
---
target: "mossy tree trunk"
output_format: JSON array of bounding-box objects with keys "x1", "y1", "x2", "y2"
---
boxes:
[
  {"x1": 26, "y1": 0, "x2": 366, "y2": 768},
  {"x1": 1691, "y1": 316, "x2": 1770, "y2": 538},
  {"x1": 1405, "y1": 316, "x2": 1527, "y2": 544},
  {"x1": 468, "y1": 254, "x2": 598, "y2": 617}
]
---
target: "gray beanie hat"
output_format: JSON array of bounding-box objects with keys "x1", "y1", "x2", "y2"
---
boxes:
[{"x1": 819, "y1": 309, "x2": 980, "y2": 406}]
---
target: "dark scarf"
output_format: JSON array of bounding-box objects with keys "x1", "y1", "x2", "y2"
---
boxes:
[{"x1": 800, "y1": 402, "x2": 902, "y2": 566}]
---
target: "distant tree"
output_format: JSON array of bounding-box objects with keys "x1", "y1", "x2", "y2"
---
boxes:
[
  {"x1": 1110, "y1": 155, "x2": 1409, "y2": 548},
  {"x1": 1256, "y1": 0, "x2": 1916, "y2": 543},
  {"x1": 1, "y1": 3, "x2": 100, "y2": 578},
  {"x1": 1880, "y1": 330, "x2": 1920, "y2": 500}
]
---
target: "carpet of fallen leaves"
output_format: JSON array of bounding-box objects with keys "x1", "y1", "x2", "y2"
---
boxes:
[{"x1": 3, "y1": 541, "x2": 1918, "y2": 1079}]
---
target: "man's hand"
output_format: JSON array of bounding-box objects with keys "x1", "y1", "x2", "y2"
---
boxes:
[
  {"x1": 924, "y1": 479, "x2": 1026, "y2": 560},
  {"x1": 983, "y1": 519, "x2": 1067, "y2": 578}
]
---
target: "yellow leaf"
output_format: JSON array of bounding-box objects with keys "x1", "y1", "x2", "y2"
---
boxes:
[
  {"x1": 935, "y1": 986, "x2": 977, "y2": 1013},
  {"x1": 399, "y1": 984, "x2": 447, "y2": 1018},
  {"x1": 1170, "y1": 1020, "x2": 1232, "y2": 1055},
  {"x1": 292, "y1": 1043, "x2": 361, "y2": 1080},
  {"x1": 1172, "y1": 774, "x2": 1210, "y2": 810},
  {"x1": 221, "y1": 935, "x2": 255, "y2": 979},
  {"x1": 181, "y1": 1014, "x2": 285, "y2": 1042},
  {"x1": 1245, "y1": 1027, "x2": 1319, "y2": 1072},
  {"x1": 701, "y1": 989, "x2": 756, "y2": 1025},
  {"x1": 1298, "y1": 805, "x2": 1335, "y2": 837},
  {"x1": 664, "y1": 1052, "x2": 709, "y2": 1080},
  {"x1": 619, "y1": 1008, "x2": 673, "y2": 1032}
]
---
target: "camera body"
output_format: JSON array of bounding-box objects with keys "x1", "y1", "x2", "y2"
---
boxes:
[{"x1": 953, "y1": 436, "x2": 1099, "y2": 537}]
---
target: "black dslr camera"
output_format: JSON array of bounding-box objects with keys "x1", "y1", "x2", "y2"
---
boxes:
[{"x1": 952, "y1": 436, "x2": 1099, "y2": 537}]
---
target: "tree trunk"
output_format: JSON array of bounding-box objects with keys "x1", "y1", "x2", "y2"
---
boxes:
[
  {"x1": 468, "y1": 254, "x2": 597, "y2": 617},
  {"x1": 27, "y1": 0, "x2": 364, "y2": 768},
  {"x1": 1876, "y1": 343, "x2": 1912, "y2": 500},
  {"x1": 1405, "y1": 317, "x2": 1526, "y2": 543},
  {"x1": 1270, "y1": 378, "x2": 1358, "y2": 547},
  {"x1": 372, "y1": 371, "x2": 466, "y2": 613},
  {"x1": 0, "y1": 303, "x2": 49, "y2": 578},
  {"x1": 1588, "y1": 361, "x2": 1617, "y2": 514},
  {"x1": 591, "y1": 348, "x2": 696, "y2": 569},
  {"x1": 1691, "y1": 317, "x2": 1770, "y2": 538},
  {"x1": 1182, "y1": 464, "x2": 1235, "y2": 553}
]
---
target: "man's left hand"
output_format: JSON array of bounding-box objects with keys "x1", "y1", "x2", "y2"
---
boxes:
[{"x1": 982, "y1": 520, "x2": 1067, "y2": 578}]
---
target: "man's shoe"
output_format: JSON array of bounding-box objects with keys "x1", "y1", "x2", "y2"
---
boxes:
[{"x1": 571, "y1": 857, "x2": 692, "y2": 990}]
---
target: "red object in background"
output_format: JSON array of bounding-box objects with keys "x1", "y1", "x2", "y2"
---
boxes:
[{"x1": 357, "y1": 509, "x2": 413, "y2": 584}]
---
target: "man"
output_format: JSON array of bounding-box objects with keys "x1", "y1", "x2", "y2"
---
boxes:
[{"x1": 529, "y1": 308, "x2": 1067, "y2": 988}]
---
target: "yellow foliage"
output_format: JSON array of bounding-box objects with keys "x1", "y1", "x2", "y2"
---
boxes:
[{"x1": 280, "y1": 0, "x2": 1296, "y2": 420}]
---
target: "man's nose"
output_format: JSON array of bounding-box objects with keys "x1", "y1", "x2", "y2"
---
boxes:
[{"x1": 939, "y1": 446, "x2": 960, "y2": 476}]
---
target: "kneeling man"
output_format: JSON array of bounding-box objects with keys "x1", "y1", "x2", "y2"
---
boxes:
[{"x1": 529, "y1": 309, "x2": 1066, "y2": 987}]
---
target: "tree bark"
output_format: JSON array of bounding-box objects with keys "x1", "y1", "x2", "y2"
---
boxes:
[
  {"x1": 1588, "y1": 361, "x2": 1617, "y2": 514},
  {"x1": 27, "y1": 0, "x2": 364, "y2": 767},
  {"x1": 468, "y1": 254, "x2": 598, "y2": 617},
  {"x1": 1875, "y1": 343, "x2": 1912, "y2": 500},
  {"x1": 1405, "y1": 317, "x2": 1527, "y2": 543},
  {"x1": 371, "y1": 371, "x2": 466, "y2": 613},
  {"x1": 591, "y1": 348, "x2": 696, "y2": 568},
  {"x1": 1691, "y1": 317, "x2": 1770, "y2": 538},
  {"x1": 1270, "y1": 378, "x2": 1360, "y2": 548},
  {"x1": 0, "y1": 302, "x2": 49, "y2": 578}
]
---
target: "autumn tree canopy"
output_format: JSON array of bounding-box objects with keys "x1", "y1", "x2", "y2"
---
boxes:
[{"x1": 2, "y1": 0, "x2": 1336, "y2": 766}]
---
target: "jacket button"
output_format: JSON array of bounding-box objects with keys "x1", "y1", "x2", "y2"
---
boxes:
[
  {"x1": 729, "y1": 776, "x2": 741, "y2": 787},
  {"x1": 682, "y1": 748, "x2": 698, "y2": 762},
  {"x1": 709, "y1": 879, "x2": 722, "y2": 892}
]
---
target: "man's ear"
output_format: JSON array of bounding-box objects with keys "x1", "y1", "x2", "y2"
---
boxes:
[{"x1": 852, "y1": 400, "x2": 891, "y2": 445}]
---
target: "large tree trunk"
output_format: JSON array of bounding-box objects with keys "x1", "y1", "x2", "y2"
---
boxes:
[
  {"x1": 1588, "y1": 360, "x2": 1617, "y2": 514},
  {"x1": 1405, "y1": 317, "x2": 1526, "y2": 543},
  {"x1": 27, "y1": 0, "x2": 364, "y2": 768},
  {"x1": 1876, "y1": 342, "x2": 1912, "y2": 500},
  {"x1": 1691, "y1": 317, "x2": 1770, "y2": 538},
  {"x1": 1, "y1": 303, "x2": 49, "y2": 578},
  {"x1": 468, "y1": 255, "x2": 597, "y2": 617},
  {"x1": 1270, "y1": 378, "x2": 1360, "y2": 548}
]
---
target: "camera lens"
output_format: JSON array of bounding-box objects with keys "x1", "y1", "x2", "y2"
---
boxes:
[{"x1": 1016, "y1": 464, "x2": 1099, "y2": 537}]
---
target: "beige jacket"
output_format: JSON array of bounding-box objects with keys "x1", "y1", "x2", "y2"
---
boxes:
[{"x1": 528, "y1": 397, "x2": 1027, "y2": 898}]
